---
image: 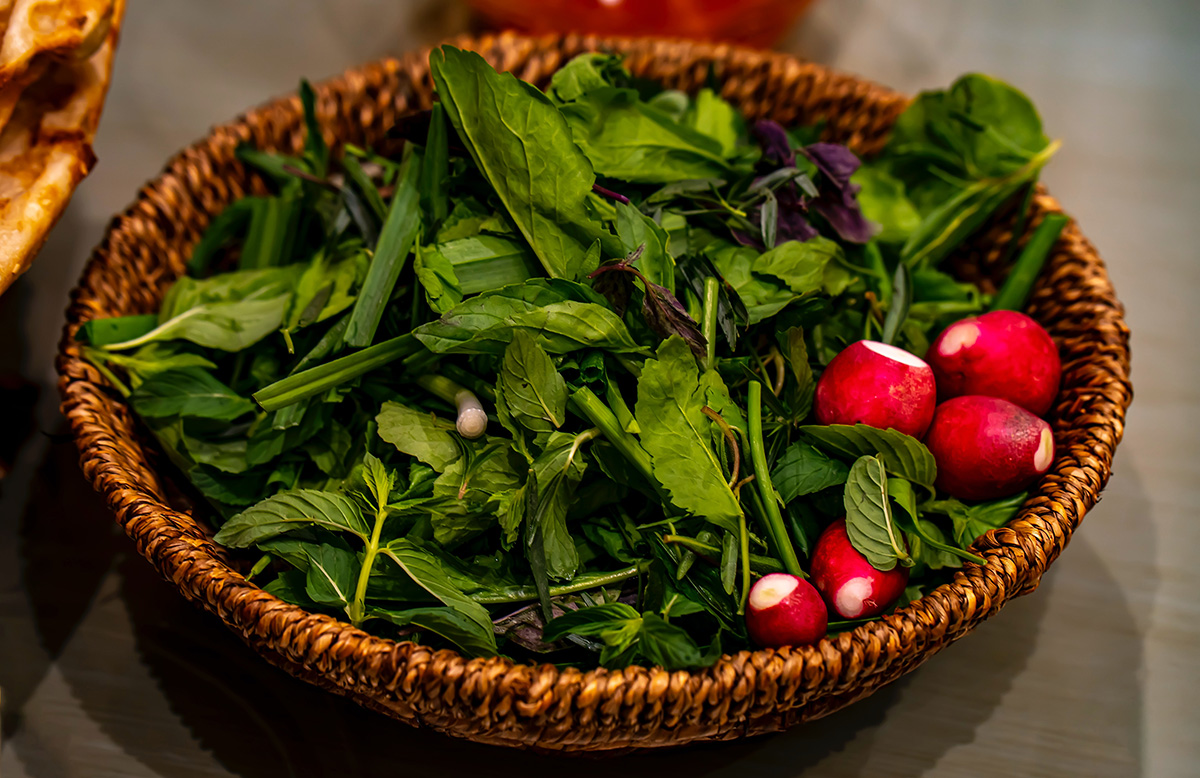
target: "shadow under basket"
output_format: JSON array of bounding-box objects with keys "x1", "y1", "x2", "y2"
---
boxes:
[{"x1": 55, "y1": 32, "x2": 1132, "y2": 752}]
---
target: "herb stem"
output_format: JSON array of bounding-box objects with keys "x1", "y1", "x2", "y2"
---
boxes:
[
  {"x1": 738, "y1": 509, "x2": 752, "y2": 614},
  {"x1": 990, "y1": 212, "x2": 1069, "y2": 312},
  {"x1": 350, "y1": 502, "x2": 388, "y2": 626},
  {"x1": 469, "y1": 563, "x2": 648, "y2": 604},
  {"x1": 661, "y1": 534, "x2": 781, "y2": 574},
  {"x1": 254, "y1": 334, "x2": 421, "y2": 411},
  {"x1": 701, "y1": 276, "x2": 719, "y2": 371},
  {"x1": 747, "y1": 381, "x2": 802, "y2": 576},
  {"x1": 81, "y1": 350, "x2": 132, "y2": 399},
  {"x1": 569, "y1": 387, "x2": 656, "y2": 489}
]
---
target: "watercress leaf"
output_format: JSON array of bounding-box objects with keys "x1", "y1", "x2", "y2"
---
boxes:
[
  {"x1": 755, "y1": 236, "x2": 842, "y2": 295},
  {"x1": 376, "y1": 401, "x2": 460, "y2": 472},
  {"x1": 843, "y1": 455, "x2": 909, "y2": 571},
  {"x1": 367, "y1": 606, "x2": 497, "y2": 657},
  {"x1": 799, "y1": 423, "x2": 937, "y2": 487},
  {"x1": 129, "y1": 367, "x2": 253, "y2": 421},
  {"x1": 498, "y1": 330, "x2": 567, "y2": 433},
  {"x1": 379, "y1": 538, "x2": 497, "y2": 651},
  {"x1": 635, "y1": 336, "x2": 741, "y2": 533},
  {"x1": 213, "y1": 489, "x2": 370, "y2": 547},
  {"x1": 852, "y1": 166, "x2": 920, "y2": 244},
  {"x1": 543, "y1": 602, "x2": 640, "y2": 642},
  {"x1": 771, "y1": 442, "x2": 850, "y2": 503},
  {"x1": 303, "y1": 543, "x2": 357, "y2": 610},
  {"x1": 430, "y1": 46, "x2": 617, "y2": 280},
  {"x1": 560, "y1": 86, "x2": 738, "y2": 183}
]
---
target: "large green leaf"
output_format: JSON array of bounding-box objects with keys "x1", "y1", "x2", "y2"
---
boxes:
[
  {"x1": 213, "y1": 490, "x2": 370, "y2": 547},
  {"x1": 129, "y1": 368, "x2": 253, "y2": 421},
  {"x1": 376, "y1": 401, "x2": 461, "y2": 472},
  {"x1": 429, "y1": 46, "x2": 616, "y2": 280},
  {"x1": 634, "y1": 337, "x2": 741, "y2": 532}
]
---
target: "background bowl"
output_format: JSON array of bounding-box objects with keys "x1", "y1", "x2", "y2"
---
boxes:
[{"x1": 55, "y1": 32, "x2": 1131, "y2": 752}]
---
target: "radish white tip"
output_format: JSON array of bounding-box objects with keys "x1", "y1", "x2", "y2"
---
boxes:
[
  {"x1": 863, "y1": 340, "x2": 928, "y2": 369},
  {"x1": 749, "y1": 573, "x2": 799, "y2": 610},
  {"x1": 456, "y1": 407, "x2": 488, "y2": 439},
  {"x1": 835, "y1": 576, "x2": 873, "y2": 618},
  {"x1": 937, "y1": 321, "x2": 981, "y2": 357},
  {"x1": 1034, "y1": 427, "x2": 1054, "y2": 472}
]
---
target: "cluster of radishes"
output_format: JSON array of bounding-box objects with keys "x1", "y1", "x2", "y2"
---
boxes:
[{"x1": 746, "y1": 311, "x2": 1061, "y2": 649}]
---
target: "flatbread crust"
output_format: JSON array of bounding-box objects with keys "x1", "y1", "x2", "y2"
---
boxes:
[{"x1": 0, "y1": 0, "x2": 121, "y2": 295}]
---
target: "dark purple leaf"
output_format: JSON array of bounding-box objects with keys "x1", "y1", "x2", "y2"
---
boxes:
[
  {"x1": 773, "y1": 183, "x2": 818, "y2": 244},
  {"x1": 801, "y1": 142, "x2": 876, "y2": 244},
  {"x1": 732, "y1": 228, "x2": 762, "y2": 249},
  {"x1": 753, "y1": 120, "x2": 796, "y2": 167}
]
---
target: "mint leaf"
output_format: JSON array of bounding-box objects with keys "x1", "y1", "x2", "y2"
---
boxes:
[
  {"x1": 213, "y1": 489, "x2": 370, "y2": 547},
  {"x1": 498, "y1": 331, "x2": 567, "y2": 433},
  {"x1": 303, "y1": 544, "x2": 357, "y2": 611},
  {"x1": 367, "y1": 606, "x2": 498, "y2": 657},
  {"x1": 772, "y1": 441, "x2": 849, "y2": 503},
  {"x1": 129, "y1": 367, "x2": 253, "y2": 421},
  {"x1": 843, "y1": 455, "x2": 910, "y2": 571},
  {"x1": 376, "y1": 401, "x2": 460, "y2": 472},
  {"x1": 799, "y1": 423, "x2": 937, "y2": 487}
]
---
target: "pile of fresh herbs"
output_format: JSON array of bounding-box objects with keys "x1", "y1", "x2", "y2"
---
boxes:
[{"x1": 79, "y1": 47, "x2": 1060, "y2": 669}]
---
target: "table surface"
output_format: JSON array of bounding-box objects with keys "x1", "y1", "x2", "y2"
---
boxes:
[{"x1": 1, "y1": 1, "x2": 1197, "y2": 776}]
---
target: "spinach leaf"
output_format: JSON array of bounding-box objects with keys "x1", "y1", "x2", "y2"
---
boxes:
[
  {"x1": 430, "y1": 46, "x2": 616, "y2": 280},
  {"x1": 799, "y1": 423, "x2": 937, "y2": 487},
  {"x1": 376, "y1": 401, "x2": 461, "y2": 472},
  {"x1": 771, "y1": 441, "x2": 850, "y2": 503},
  {"x1": 634, "y1": 337, "x2": 741, "y2": 533},
  {"x1": 843, "y1": 455, "x2": 910, "y2": 571},
  {"x1": 683, "y1": 88, "x2": 743, "y2": 158},
  {"x1": 77, "y1": 314, "x2": 159, "y2": 347},
  {"x1": 498, "y1": 330, "x2": 567, "y2": 432},
  {"x1": 129, "y1": 368, "x2": 253, "y2": 421},
  {"x1": 213, "y1": 489, "x2": 370, "y2": 547}
]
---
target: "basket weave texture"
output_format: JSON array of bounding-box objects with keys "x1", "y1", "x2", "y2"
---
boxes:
[{"x1": 56, "y1": 32, "x2": 1131, "y2": 751}]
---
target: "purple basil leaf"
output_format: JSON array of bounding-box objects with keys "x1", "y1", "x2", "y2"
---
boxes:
[
  {"x1": 801, "y1": 142, "x2": 876, "y2": 244},
  {"x1": 753, "y1": 120, "x2": 795, "y2": 167},
  {"x1": 589, "y1": 265, "x2": 635, "y2": 315},
  {"x1": 732, "y1": 228, "x2": 763, "y2": 249},
  {"x1": 642, "y1": 282, "x2": 707, "y2": 360},
  {"x1": 773, "y1": 183, "x2": 818, "y2": 244}
]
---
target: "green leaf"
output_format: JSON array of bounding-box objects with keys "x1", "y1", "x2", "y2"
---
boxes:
[
  {"x1": 799, "y1": 423, "x2": 937, "y2": 487},
  {"x1": 616, "y1": 202, "x2": 674, "y2": 289},
  {"x1": 213, "y1": 489, "x2": 370, "y2": 547},
  {"x1": 430, "y1": 46, "x2": 616, "y2": 280},
  {"x1": 413, "y1": 279, "x2": 644, "y2": 356},
  {"x1": 881, "y1": 262, "x2": 911, "y2": 346},
  {"x1": 419, "y1": 103, "x2": 450, "y2": 228},
  {"x1": 435, "y1": 234, "x2": 539, "y2": 295},
  {"x1": 189, "y1": 465, "x2": 263, "y2": 506},
  {"x1": 926, "y1": 492, "x2": 1028, "y2": 546},
  {"x1": 413, "y1": 242, "x2": 463, "y2": 315},
  {"x1": 286, "y1": 247, "x2": 364, "y2": 331},
  {"x1": 183, "y1": 435, "x2": 248, "y2": 474},
  {"x1": 709, "y1": 243, "x2": 798, "y2": 324},
  {"x1": 780, "y1": 326, "x2": 815, "y2": 419},
  {"x1": 549, "y1": 52, "x2": 627, "y2": 103},
  {"x1": 498, "y1": 330, "x2": 567, "y2": 433},
  {"x1": 852, "y1": 166, "x2": 921, "y2": 244},
  {"x1": 754, "y1": 237, "x2": 842, "y2": 295},
  {"x1": 367, "y1": 606, "x2": 497, "y2": 657},
  {"x1": 560, "y1": 86, "x2": 738, "y2": 183},
  {"x1": 543, "y1": 602, "x2": 639, "y2": 641},
  {"x1": 186, "y1": 197, "x2": 256, "y2": 277},
  {"x1": 528, "y1": 432, "x2": 589, "y2": 579},
  {"x1": 635, "y1": 337, "x2": 741, "y2": 532},
  {"x1": 637, "y1": 612, "x2": 707, "y2": 670},
  {"x1": 106, "y1": 291, "x2": 291, "y2": 353},
  {"x1": 345, "y1": 152, "x2": 421, "y2": 347},
  {"x1": 129, "y1": 368, "x2": 253, "y2": 421},
  {"x1": 262, "y1": 570, "x2": 319, "y2": 607},
  {"x1": 720, "y1": 531, "x2": 737, "y2": 595},
  {"x1": 772, "y1": 442, "x2": 850, "y2": 503},
  {"x1": 303, "y1": 543, "x2": 357, "y2": 610},
  {"x1": 254, "y1": 334, "x2": 421, "y2": 412},
  {"x1": 376, "y1": 401, "x2": 460, "y2": 472},
  {"x1": 843, "y1": 455, "x2": 909, "y2": 571},
  {"x1": 77, "y1": 314, "x2": 159, "y2": 347},
  {"x1": 379, "y1": 538, "x2": 498, "y2": 652},
  {"x1": 684, "y1": 88, "x2": 742, "y2": 158}
]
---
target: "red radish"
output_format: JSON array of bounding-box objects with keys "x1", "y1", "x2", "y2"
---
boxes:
[
  {"x1": 926, "y1": 310, "x2": 1061, "y2": 417},
  {"x1": 810, "y1": 518, "x2": 909, "y2": 619},
  {"x1": 924, "y1": 395, "x2": 1056, "y2": 501},
  {"x1": 814, "y1": 340, "x2": 937, "y2": 438},
  {"x1": 745, "y1": 573, "x2": 828, "y2": 648}
]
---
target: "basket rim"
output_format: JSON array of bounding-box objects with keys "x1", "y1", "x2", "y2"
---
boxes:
[{"x1": 54, "y1": 31, "x2": 1132, "y2": 750}]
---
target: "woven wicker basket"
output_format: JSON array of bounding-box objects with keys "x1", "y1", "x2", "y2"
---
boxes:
[{"x1": 56, "y1": 32, "x2": 1131, "y2": 752}]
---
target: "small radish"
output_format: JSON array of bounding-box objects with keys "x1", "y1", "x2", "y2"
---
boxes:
[
  {"x1": 926, "y1": 310, "x2": 1061, "y2": 417},
  {"x1": 810, "y1": 518, "x2": 909, "y2": 619},
  {"x1": 814, "y1": 340, "x2": 937, "y2": 438},
  {"x1": 745, "y1": 573, "x2": 828, "y2": 648},
  {"x1": 924, "y1": 395, "x2": 1056, "y2": 501}
]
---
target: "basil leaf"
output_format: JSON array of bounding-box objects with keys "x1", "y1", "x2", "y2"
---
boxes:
[
  {"x1": 543, "y1": 602, "x2": 639, "y2": 642},
  {"x1": 129, "y1": 367, "x2": 253, "y2": 421},
  {"x1": 379, "y1": 538, "x2": 498, "y2": 652},
  {"x1": 376, "y1": 401, "x2": 460, "y2": 472},
  {"x1": 799, "y1": 423, "x2": 937, "y2": 487},
  {"x1": 843, "y1": 455, "x2": 909, "y2": 571},
  {"x1": 498, "y1": 330, "x2": 567, "y2": 433},
  {"x1": 367, "y1": 606, "x2": 497, "y2": 657},
  {"x1": 77, "y1": 314, "x2": 159, "y2": 347},
  {"x1": 771, "y1": 441, "x2": 850, "y2": 503},
  {"x1": 213, "y1": 489, "x2": 370, "y2": 547},
  {"x1": 430, "y1": 46, "x2": 615, "y2": 280},
  {"x1": 105, "y1": 291, "x2": 290, "y2": 353},
  {"x1": 637, "y1": 612, "x2": 707, "y2": 670},
  {"x1": 635, "y1": 337, "x2": 741, "y2": 533},
  {"x1": 183, "y1": 435, "x2": 248, "y2": 474},
  {"x1": 189, "y1": 465, "x2": 263, "y2": 506},
  {"x1": 303, "y1": 543, "x2": 357, "y2": 610}
]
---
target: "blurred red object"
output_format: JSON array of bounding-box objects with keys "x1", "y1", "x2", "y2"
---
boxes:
[{"x1": 467, "y1": 0, "x2": 816, "y2": 48}]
